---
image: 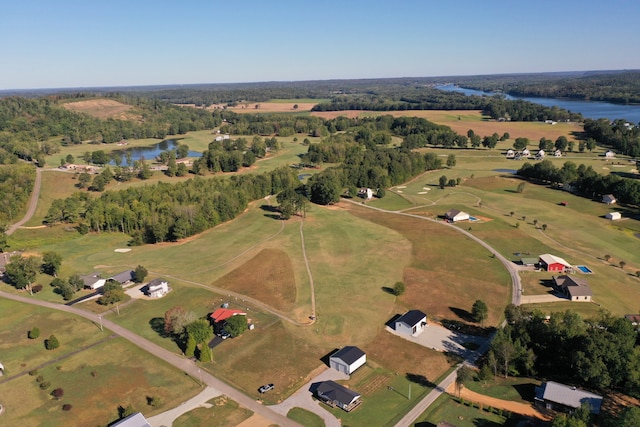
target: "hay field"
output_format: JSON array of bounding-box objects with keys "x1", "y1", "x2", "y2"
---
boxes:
[{"x1": 62, "y1": 98, "x2": 141, "y2": 121}]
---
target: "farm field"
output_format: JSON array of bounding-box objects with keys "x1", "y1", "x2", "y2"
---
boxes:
[{"x1": 0, "y1": 299, "x2": 202, "y2": 427}]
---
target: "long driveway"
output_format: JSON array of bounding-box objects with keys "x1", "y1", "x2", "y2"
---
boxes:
[
  {"x1": 6, "y1": 167, "x2": 43, "y2": 235},
  {"x1": 0, "y1": 290, "x2": 301, "y2": 427}
]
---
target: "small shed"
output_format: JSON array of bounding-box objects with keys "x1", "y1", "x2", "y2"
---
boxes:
[
  {"x1": 330, "y1": 346, "x2": 366, "y2": 375},
  {"x1": 602, "y1": 194, "x2": 616, "y2": 205},
  {"x1": 605, "y1": 150, "x2": 615, "y2": 158},
  {"x1": 395, "y1": 310, "x2": 428, "y2": 336},
  {"x1": 605, "y1": 212, "x2": 621, "y2": 220}
]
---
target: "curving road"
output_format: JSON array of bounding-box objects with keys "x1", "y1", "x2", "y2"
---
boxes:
[
  {"x1": 0, "y1": 290, "x2": 301, "y2": 427},
  {"x1": 6, "y1": 167, "x2": 43, "y2": 236}
]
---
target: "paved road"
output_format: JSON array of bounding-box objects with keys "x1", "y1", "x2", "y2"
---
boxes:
[
  {"x1": 6, "y1": 167, "x2": 43, "y2": 235},
  {"x1": 148, "y1": 386, "x2": 222, "y2": 427},
  {"x1": 0, "y1": 290, "x2": 301, "y2": 427},
  {"x1": 395, "y1": 368, "x2": 458, "y2": 427}
]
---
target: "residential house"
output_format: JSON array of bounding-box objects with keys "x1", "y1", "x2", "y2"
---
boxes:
[
  {"x1": 602, "y1": 194, "x2": 616, "y2": 205},
  {"x1": 538, "y1": 254, "x2": 571, "y2": 272},
  {"x1": 554, "y1": 149, "x2": 562, "y2": 157},
  {"x1": 625, "y1": 314, "x2": 640, "y2": 326},
  {"x1": 522, "y1": 148, "x2": 531, "y2": 157},
  {"x1": 111, "y1": 412, "x2": 152, "y2": 427},
  {"x1": 145, "y1": 278, "x2": 170, "y2": 298},
  {"x1": 553, "y1": 275, "x2": 592, "y2": 301},
  {"x1": 395, "y1": 310, "x2": 428, "y2": 336},
  {"x1": 210, "y1": 308, "x2": 247, "y2": 326},
  {"x1": 358, "y1": 188, "x2": 374, "y2": 200},
  {"x1": 604, "y1": 150, "x2": 615, "y2": 158},
  {"x1": 605, "y1": 212, "x2": 621, "y2": 220},
  {"x1": 506, "y1": 149, "x2": 515, "y2": 158},
  {"x1": 535, "y1": 149, "x2": 545, "y2": 159},
  {"x1": 109, "y1": 270, "x2": 135, "y2": 286},
  {"x1": 329, "y1": 346, "x2": 366, "y2": 375},
  {"x1": 316, "y1": 380, "x2": 362, "y2": 412},
  {"x1": 535, "y1": 381, "x2": 602, "y2": 414},
  {"x1": 445, "y1": 209, "x2": 470, "y2": 222},
  {"x1": 81, "y1": 272, "x2": 106, "y2": 290}
]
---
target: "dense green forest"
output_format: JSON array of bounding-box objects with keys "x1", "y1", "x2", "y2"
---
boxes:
[
  {"x1": 517, "y1": 159, "x2": 640, "y2": 205},
  {"x1": 455, "y1": 70, "x2": 640, "y2": 105},
  {"x1": 0, "y1": 95, "x2": 221, "y2": 164},
  {"x1": 0, "y1": 163, "x2": 36, "y2": 225},
  {"x1": 582, "y1": 118, "x2": 640, "y2": 157}
]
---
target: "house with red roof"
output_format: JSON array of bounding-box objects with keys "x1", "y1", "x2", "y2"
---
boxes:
[{"x1": 210, "y1": 308, "x2": 247, "y2": 325}]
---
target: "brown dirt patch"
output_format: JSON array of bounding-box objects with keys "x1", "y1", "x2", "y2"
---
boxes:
[
  {"x1": 230, "y1": 102, "x2": 317, "y2": 113},
  {"x1": 450, "y1": 385, "x2": 549, "y2": 419},
  {"x1": 464, "y1": 176, "x2": 519, "y2": 191},
  {"x1": 62, "y1": 99, "x2": 142, "y2": 122},
  {"x1": 211, "y1": 248, "x2": 296, "y2": 312},
  {"x1": 363, "y1": 331, "x2": 453, "y2": 382}
]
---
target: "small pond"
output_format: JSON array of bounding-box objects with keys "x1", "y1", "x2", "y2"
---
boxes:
[{"x1": 109, "y1": 139, "x2": 201, "y2": 165}]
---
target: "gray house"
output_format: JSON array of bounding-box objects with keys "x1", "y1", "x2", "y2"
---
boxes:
[
  {"x1": 329, "y1": 346, "x2": 366, "y2": 375},
  {"x1": 316, "y1": 380, "x2": 362, "y2": 412},
  {"x1": 535, "y1": 381, "x2": 603, "y2": 414}
]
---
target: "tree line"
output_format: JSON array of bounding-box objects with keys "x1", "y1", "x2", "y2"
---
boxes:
[
  {"x1": 517, "y1": 159, "x2": 640, "y2": 206},
  {"x1": 45, "y1": 166, "x2": 299, "y2": 244},
  {"x1": 583, "y1": 118, "x2": 640, "y2": 157}
]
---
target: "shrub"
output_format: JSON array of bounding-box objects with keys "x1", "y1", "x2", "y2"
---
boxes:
[
  {"x1": 28, "y1": 369, "x2": 38, "y2": 376},
  {"x1": 51, "y1": 388, "x2": 64, "y2": 399},
  {"x1": 62, "y1": 404, "x2": 72, "y2": 411},
  {"x1": 32, "y1": 284, "x2": 43, "y2": 293},
  {"x1": 393, "y1": 281, "x2": 406, "y2": 296},
  {"x1": 28, "y1": 327, "x2": 40, "y2": 339},
  {"x1": 36, "y1": 375, "x2": 44, "y2": 383},
  {"x1": 39, "y1": 381, "x2": 51, "y2": 389},
  {"x1": 147, "y1": 396, "x2": 161, "y2": 407},
  {"x1": 45, "y1": 334, "x2": 60, "y2": 350}
]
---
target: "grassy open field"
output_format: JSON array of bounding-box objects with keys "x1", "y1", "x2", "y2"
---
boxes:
[
  {"x1": 173, "y1": 396, "x2": 253, "y2": 427},
  {"x1": 415, "y1": 393, "x2": 520, "y2": 427},
  {"x1": 0, "y1": 299, "x2": 202, "y2": 427},
  {"x1": 287, "y1": 407, "x2": 324, "y2": 427},
  {"x1": 61, "y1": 98, "x2": 140, "y2": 121}
]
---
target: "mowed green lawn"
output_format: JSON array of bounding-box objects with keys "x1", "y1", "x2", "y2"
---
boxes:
[
  {"x1": 415, "y1": 393, "x2": 519, "y2": 427},
  {"x1": 0, "y1": 299, "x2": 202, "y2": 427}
]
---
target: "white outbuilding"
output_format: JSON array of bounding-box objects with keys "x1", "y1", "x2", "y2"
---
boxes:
[
  {"x1": 329, "y1": 346, "x2": 366, "y2": 375},
  {"x1": 606, "y1": 212, "x2": 621, "y2": 220}
]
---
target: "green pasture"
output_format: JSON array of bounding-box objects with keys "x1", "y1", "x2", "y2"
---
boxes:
[
  {"x1": 415, "y1": 393, "x2": 519, "y2": 427},
  {"x1": 521, "y1": 301, "x2": 606, "y2": 319},
  {"x1": 173, "y1": 396, "x2": 253, "y2": 427},
  {"x1": 287, "y1": 407, "x2": 324, "y2": 427},
  {"x1": 464, "y1": 376, "x2": 540, "y2": 404},
  {"x1": 0, "y1": 299, "x2": 202, "y2": 427}
]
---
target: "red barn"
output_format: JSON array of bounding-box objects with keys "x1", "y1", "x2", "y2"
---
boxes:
[{"x1": 539, "y1": 254, "x2": 571, "y2": 272}]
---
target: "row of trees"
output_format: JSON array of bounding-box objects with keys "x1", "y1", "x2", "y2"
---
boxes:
[
  {"x1": 583, "y1": 118, "x2": 640, "y2": 157},
  {"x1": 45, "y1": 166, "x2": 300, "y2": 244},
  {"x1": 518, "y1": 160, "x2": 640, "y2": 205}
]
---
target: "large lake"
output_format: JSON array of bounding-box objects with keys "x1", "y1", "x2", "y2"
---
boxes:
[
  {"x1": 435, "y1": 84, "x2": 640, "y2": 124},
  {"x1": 110, "y1": 139, "x2": 202, "y2": 165}
]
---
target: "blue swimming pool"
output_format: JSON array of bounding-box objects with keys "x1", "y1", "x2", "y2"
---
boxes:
[
  {"x1": 576, "y1": 265, "x2": 593, "y2": 274},
  {"x1": 469, "y1": 216, "x2": 479, "y2": 221}
]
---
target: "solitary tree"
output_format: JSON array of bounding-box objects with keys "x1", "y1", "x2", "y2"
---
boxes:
[
  {"x1": 446, "y1": 154, "x2": 456, "y2": 168},
  {"x1": 533, "y1": 219, "x2": 538, "y2": 227},
  {"x1": 604, "y1": 254, "x2": 611, "y2": 262},
  {"x1": 620, "y1": 261, "x2": 626, "y2": 270},
  {"x1": 393, "y1": 281, "x2": 406, "y2": 296},
  {"x1": 439, "y1": 175, "x2": 447, "y2": 189},
  {"x1": 455, "y1": 365, "x2": 473, "y2": 397},
  {"x1": 5, "y1": 255, "x2": 40, "y2": 294},
  {"x1": 133, "y1": 265, "x2": 148, "y2": 283},
  {"x1": 45, "y1": 334, "x2": 60, "y2": 350},
  {"x1": 471, "y1": 300, "x2": 489, "y2": 327},
  {"x1": 516, "y1": 182, "x2": 525, "y2": 193},
  {"x1": 28, "y1": 327, "x2": 40, "y2": 339},
  {"x1": 225, "y1": 315, "x2": 248, "y2": 338},
  {"x1": 542, "y1": 224, "x2": 548, "y2": 231},
  {"x1": 509, "y1": 211, "x2": 514, "y2": 217},
  {"x1": 41, "y1": 252, "x2": 62, "y2": 277}
]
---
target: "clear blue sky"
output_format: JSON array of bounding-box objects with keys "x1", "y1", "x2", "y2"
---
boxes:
[{"x1": 2, "y1": 0, "x2": 639, "y2": 90}]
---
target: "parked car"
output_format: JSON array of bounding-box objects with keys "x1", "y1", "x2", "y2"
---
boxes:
[
  {"x1": 220, "y1": 330, "x2": 231, "y2": 340},
  {"x1": 258, "y1": 383, "x2": 274, "y2": 393}
]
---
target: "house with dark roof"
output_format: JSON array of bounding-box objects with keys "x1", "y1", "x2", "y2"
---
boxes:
[
  {"x1": 553, "y1": 275, "x2": 592, "y2": 301},
  {"x1": 109, "y1": 270, "x2": 135, "y2": 286},
  {"x1": 316, "y1": 380, "x2": 362, "y2": 412},
  {"x1": 535, "y1": 381, "x2": 602, "y2": 414},
  {"x1": 81, "y1": 272, "x2": 106, "y2": 290},
  {"x1": 602, "y1": 194, "x2": 616, "y2": 205},
  {"x1": 395, "y1": 310, "x2": 428, "y2": 336},
  {"x1": 145, "y1": 278, "x2": 170, "y2": 298},
  {"x1": 330, "y1": 346, "x2": 366, "y2": 375}
]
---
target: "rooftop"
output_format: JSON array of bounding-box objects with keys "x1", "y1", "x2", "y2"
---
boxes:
[
  {"x1": 331, "y1": 346, "x2": 366, "y2": 365},
  {"x1": 536, "y1": 381, "x2": 602, "y2": 414},
  {"x1": 397, "y1": 309, "x2": 427, "y2": 327}
]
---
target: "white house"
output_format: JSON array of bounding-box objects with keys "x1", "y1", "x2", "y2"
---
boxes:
[
  {"x1": 111, "y1": 412, "x2": 152, "y2": 427},
  {"x1": 605, "y1": 211, "x2": 621, "y2": 220},
  {"x1": 506, "y1": 149, "x2": 515, "y2": 158},
  {"x1": 81, "y1": 273, "x2": 106, "y2": 290},
  {"x1": 605, "y1": 150, "x2": 615, "y2": 158},
  {"x1": 536, "y1": 149, "x2": 545, "y2": 159},
  {"x1": 522, "y1": 148, "x2": 530, "y2": 157},
  {"x1": 445, "y1": 209, "x2": 470, "y2": 222},
  {"x1": 395, "y1": 310, "x2": 428, "y2": 336},
  {"x1": 329, "y1": 346, "x2": 366, "y2": 375},
  {"x1": 554, "y1": 149, "x2": 562, "y2": 157},
  {"x1": 145, "y1": 278, "x2": 170, "y2": 298},
  {"x1": 602, "y1": 194, "x2": 616, "y2": 205}
]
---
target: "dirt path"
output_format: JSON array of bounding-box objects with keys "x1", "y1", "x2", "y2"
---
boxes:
[
  {"x1": 447, "y1": 384, "x2": 549, "y2": 420},
  {"x1": 6, "y1": 167, "x2": 43, "y2": 235},
  {"x1": 299, "y1": 219, "x2": 317, "y2": 321}
]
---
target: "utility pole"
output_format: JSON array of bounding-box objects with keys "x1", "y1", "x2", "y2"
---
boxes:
[{"x1": 98, "y1": 315, "x2": 103, "y2": 331}]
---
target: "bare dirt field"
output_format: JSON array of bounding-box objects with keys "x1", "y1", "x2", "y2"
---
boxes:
[
  {"x1": 229, "y1": 102, "x2": 317, "y2": 113},
  {"x1": 62, "y1": 99, "x2": 142, "y2": 121},
  {"x1": 312, "y1": 110, "x2": 583, "y2": 142},
  {"x1": 210, "y1": 248, "x2": 297, "y2": 312}
]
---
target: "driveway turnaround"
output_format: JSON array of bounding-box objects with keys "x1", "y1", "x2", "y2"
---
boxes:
[{"x1": 269, "y1": 366, "x2": 348, "y2": 427}]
